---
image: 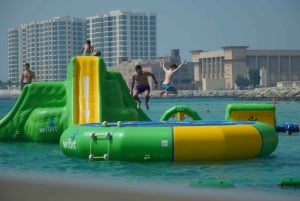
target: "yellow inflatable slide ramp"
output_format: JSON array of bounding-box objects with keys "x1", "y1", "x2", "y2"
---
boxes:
[{"x1": 73, "y1": 56, "x2": 100, "y2": 124}]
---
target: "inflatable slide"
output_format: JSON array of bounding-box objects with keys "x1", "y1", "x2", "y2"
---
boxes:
[{"x1": 0, "y1": 56, "x2": 150, "y2": 142}]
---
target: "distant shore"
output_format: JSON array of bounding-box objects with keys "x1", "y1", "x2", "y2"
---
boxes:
[
  {"x1": 0, "y1": 89, "x2": 20, "y2": 99},
  {"x1": 1, "y1": 87, "x2": 300, "y2": 101},
  {"x1": 152, "y1": 87, "x2": 300, "y2": 101}
]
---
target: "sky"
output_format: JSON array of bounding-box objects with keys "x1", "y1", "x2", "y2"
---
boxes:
[{"x1": 0, "y1": 0, "x2": 300, "y2": 81}]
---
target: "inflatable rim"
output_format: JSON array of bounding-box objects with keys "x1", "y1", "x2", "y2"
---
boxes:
[{"x1": 160, "y1": 105, "x2": 202, "y2": 121}]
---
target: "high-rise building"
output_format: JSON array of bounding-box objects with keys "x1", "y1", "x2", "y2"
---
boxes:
[
  {"x1": 8, "y1": 11, "x2": 157, "y2": 84},
  {"x1": 86, "y1": 10, "x2": 157, "y2": 67},
  {"x1": 7, "y1": 28, "x2": 19, "y2": 83},
  {"x1": 8, "y1": 16, "x2": 86, "y2": 83}
]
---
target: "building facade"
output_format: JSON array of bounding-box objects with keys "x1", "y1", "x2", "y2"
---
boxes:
[
  {"x1": 191, "y1": 46, "x2": 300, "y2": 90},
  {"x1": 8, "y1": 16, "x2": 86, "y2": 83},
  {"x1": 109, "y1": 49, "x2": 196, "y2": 91},
  {"x1": 8, "y1": 11, "x2": 157, "y2": 84},
  {"x1": 86, "y1": 10, "x2": 157, "y2": 68}
]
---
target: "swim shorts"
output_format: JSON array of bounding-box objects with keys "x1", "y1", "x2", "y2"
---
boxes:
[
  {"x1": 21, "y1": 82, "x2": 29, "y2": 89},
  {"x1": 162, "y1": 84, "x2": 177, "y2": 93},
  {"x1": 135, "y1": 85, "x2": 150, "y2": 94}
]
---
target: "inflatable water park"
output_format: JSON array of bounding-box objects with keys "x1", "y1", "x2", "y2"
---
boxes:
[{"x1": 0, "y1": 56, "x2": 299, "y2": 162}]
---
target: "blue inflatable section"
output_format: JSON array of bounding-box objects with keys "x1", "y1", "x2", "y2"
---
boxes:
[{"x1": 276, "y1": 122, "x2": 300, "y2": 133}]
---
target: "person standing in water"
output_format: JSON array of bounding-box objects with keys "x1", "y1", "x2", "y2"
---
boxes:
[
  {"x1": 160, "y1": 58, "x2": 186, "y2": 97},
  {"x1": 81, "y1": 40, "x2": 94, "y2": 55},
  {"x1": 131, "y1": 65, "x2": 158, "y2": 110},
  {"x1": 20, "y1": 63, "x2": 36, "y2": 90}
]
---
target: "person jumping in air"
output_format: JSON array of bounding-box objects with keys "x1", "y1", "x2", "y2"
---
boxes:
[
  {"x1": 160, "y1": 58, "x2": 186, "y2": 97},
  {"x1": 131, "y1": 65, "x2": 158, "y2": 110}
]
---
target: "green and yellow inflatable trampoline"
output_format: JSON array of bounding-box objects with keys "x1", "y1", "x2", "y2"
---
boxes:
[{"x1": 60, "y1": 120, "x2": 278, "y2": 162}]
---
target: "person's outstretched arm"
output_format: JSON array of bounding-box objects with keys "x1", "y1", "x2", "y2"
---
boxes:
[
  {"x1": 174, "y1": 59, "x2": 186, "y2": 72},
  {"x1": 152, "y1": 74, "x2": 158, "y2": 86},
  {"x1": 160, "y1": 58, "x2": 168, "y2": 72},
  {"x1": 148, "y1": 72, "x2": 158, "y2": 87}
]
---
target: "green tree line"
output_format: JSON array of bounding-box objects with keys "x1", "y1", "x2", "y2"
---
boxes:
[{"x1": 235, "y1": 68, "x2": 261, "y2": 89}]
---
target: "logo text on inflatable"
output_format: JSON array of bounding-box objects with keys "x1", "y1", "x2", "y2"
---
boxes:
[
  {"x1": 62, "y1": 131, "x2": 78, "y2": 150},
  {"x1": 39, "y1": 118, "x2": 58, "y2": 134}
]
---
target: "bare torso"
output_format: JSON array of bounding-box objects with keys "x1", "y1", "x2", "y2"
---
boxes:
[
  {"x1": 133, "y1": 72, "x2": 151, "y2": 86},
  {"x1": 163, "y1": 70, "x2": 175, "y2": 84},
  {"x1": 22, "y1": 69, "x2": 35, "y2": 83}
]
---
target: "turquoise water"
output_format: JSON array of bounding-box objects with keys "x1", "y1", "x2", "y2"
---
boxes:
[{"x1": 0, "y1": 97, "x2": 300, "y2": 195}]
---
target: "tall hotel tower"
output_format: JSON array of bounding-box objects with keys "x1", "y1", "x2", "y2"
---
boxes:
[
  {"x1": 8, "y1": 11, "x2": 157, "y2": 83},
  {"x1": 8, "y1": 16, "x2": 86, "y2": 83},
  {"x1": 86, "y1": 10, "x2": 157, "y2": 67}
]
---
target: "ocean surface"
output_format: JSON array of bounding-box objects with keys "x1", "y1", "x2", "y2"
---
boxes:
[{"x1": 0, "y1": 97, "x2": 300, "y2": 198}]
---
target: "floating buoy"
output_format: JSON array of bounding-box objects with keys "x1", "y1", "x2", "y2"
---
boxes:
[{"x1": 189, "y1": 180, "x2": 234, "y2": 187}]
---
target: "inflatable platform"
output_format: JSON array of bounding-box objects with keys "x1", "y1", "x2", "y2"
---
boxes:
[{"x1": 60, "y1": 120, "x2": 277, "y2": 162}]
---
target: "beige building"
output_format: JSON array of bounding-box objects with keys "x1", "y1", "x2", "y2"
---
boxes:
[
  {"x1": 191, "y1": 46, "x2": 300, "y2": 90},
  {"x1": 108, "y1": 47, "x2": 300, "y2": 92},
  {"x1": 109, "y1": 49, "x2": 196, "y2": 91}
]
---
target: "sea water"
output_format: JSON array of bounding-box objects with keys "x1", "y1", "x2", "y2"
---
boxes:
[{"x1": 0, "y1": 97, "x2": 300, "y2": 197}]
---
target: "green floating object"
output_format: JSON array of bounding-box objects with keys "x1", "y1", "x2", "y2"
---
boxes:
[
  {"x1": 280, "y1": 178, "x2": 300, "y2": 187},
  {"x1": 190, "y1": 180, "x2": 234, "y2": 187}
]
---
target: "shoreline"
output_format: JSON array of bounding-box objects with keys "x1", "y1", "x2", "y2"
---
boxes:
[
  {"x1": 151, "y1": 87, "x2": 300, "y2": 101},
  {"x1": 0, "y1": 89, "x2": 20, "y2": 99},
  {"x1": 1, "y1": 87, "x2": 300, "y2": 101}
]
